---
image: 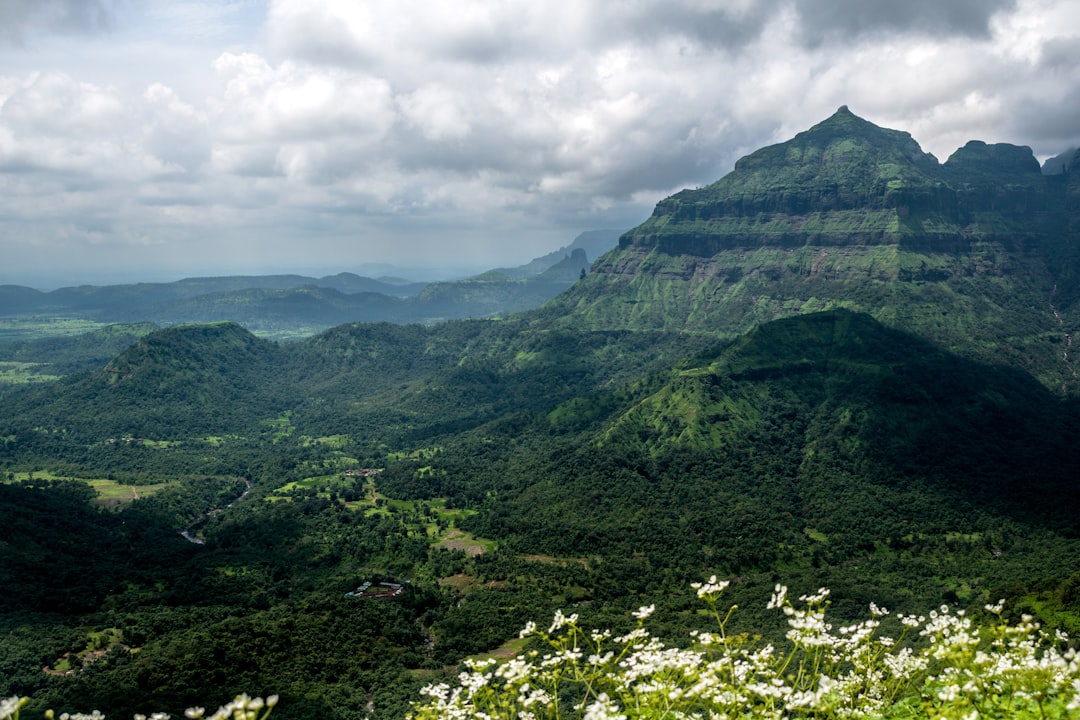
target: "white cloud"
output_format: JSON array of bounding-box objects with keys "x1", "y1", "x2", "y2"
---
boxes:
[{"x1": 1, "y1": 0, "x2": 1079, "y2": 285}]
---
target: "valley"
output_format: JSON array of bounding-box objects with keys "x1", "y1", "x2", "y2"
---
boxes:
[{"x1": 2, "y1": 109, "x2": 1079, "y2": 719}]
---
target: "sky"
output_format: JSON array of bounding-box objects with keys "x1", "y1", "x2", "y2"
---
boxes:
[{"x1": 1, "y1": 0, "x2": 1079, "y2": 288}]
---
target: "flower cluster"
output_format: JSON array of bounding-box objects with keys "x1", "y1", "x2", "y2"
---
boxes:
[
  {"x1": 1, "y1": 696, "x2": 277, "y2": 720},
  {"x1": 408, "y1": 580, "x2": 1080, "y2": 720}
]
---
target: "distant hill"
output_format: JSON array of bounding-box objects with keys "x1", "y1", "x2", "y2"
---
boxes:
[
  {"x1": 0, "y1": 231, "x2": 623, "y2": 341},
  {"x1": 544, "y1": 107, "x2": 1080, "y2": 393},
  {"x1": 490, "y1": 229, "x2": 622, "y2": 278},
  {"x1": 1042, "y1": 147, "x2": 1078, "y2": 175}
]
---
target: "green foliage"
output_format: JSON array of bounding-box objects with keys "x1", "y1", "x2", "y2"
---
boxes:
[{"x1": 410, "y1": 581, "x2": 1080, "y2": 720}]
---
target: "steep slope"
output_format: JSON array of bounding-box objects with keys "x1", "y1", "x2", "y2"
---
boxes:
[
  {"x1": 458, "y1": 311, "x2": 1080, "y2": 570},
  {"x1": 544, "y1": 107, "x2": 1079, "y2": 393}
]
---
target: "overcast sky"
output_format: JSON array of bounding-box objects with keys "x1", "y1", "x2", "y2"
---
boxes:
[{"x1": 2, "y1": 0, "x2": 1078, "y2": 287}]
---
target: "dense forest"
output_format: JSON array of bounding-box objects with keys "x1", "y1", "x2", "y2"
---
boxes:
[{"x1": 3, "y1": 308, "x2": 1080, "y2": 719}]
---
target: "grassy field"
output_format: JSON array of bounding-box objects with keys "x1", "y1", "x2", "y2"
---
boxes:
[
  {"x1": 0, "y1": 317, "x2": 108, "y2": 343},
  {"x1": 3, "y1": 470, "x2": 172, "y2": 508},
  {"x1": 0, "y1": 361, "x2": 61, "y2": 385}
]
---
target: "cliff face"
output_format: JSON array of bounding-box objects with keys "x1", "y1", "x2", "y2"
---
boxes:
[
  {"x1": 544, "y1": 107, "x2": 1080, "y2": 393},
  {"x1": 620, "y1": 106, "x2": 1064, "y2": 256}
]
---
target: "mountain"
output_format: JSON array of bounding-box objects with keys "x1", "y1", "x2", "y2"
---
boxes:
[
  {"x1": 456, "y1": 310, "x2": 1080, "y2": 569},
  {"x1": 18, "y1": 322, "x2": 294, "y2": 439},
  {"x1": 1043, "y1": 147, "x2": 1078, "y2": 174},
  {"x1": 0, "y1": 232, "x2": 621, "y2": 342},
  {"x1": 491, "y1": 229, "x2": 622, "y2": 279},
  {"x1": 544, "y1": 107, "x2": 1080, "y2": 393}
]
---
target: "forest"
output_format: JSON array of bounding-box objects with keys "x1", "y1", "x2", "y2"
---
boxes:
[{"x1": 3, "y1": 306, "x2": 1080, "y2": 719}]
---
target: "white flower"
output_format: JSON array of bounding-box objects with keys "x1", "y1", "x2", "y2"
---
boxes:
[
  {"x1": 691, "y1": 575, "x2": 730, "y2": 598},
  {"x1": 767, "y1": 584, "x2": 788, "y2": 610},
  {"x1": 633, "y1": 604, "x2": 655, "y2": 620},
  {"x1": 548, "y1": 609, "x2": 577, "y2": 634},
  {"x1": 581, "y1": 693, "x2": 625, "y2": 720},
  {"x1": 1, "y1": 698, "x2": 26, "y2": 720},
  {"x1": 799, "y1": 588, "x2": 830, "y2": 604}
]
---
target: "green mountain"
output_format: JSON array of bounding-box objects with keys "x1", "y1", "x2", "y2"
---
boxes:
[
  {"x1": 20, "y1": 322, "x2": 294, "y2": 439},
  {"x1": 430, "y1": 311, "x2": 1076, "y2": 565},
  {"x1": 545, "y1": 107, "x2": 1080, "y2": 393}
]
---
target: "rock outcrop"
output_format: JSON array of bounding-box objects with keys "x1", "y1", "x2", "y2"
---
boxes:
[{"x1": 544, "y1": 107, "x2": 1080, "y2": 393}]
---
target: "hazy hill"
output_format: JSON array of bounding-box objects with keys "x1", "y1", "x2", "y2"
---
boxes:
[
  {"x1": 1043, "y1": 146, "x2": 1078, "y2": 174},
  {"x1": 544, "y1": 107, "x2": 1080, "y2": 393},
  {"x1": 490, "y1": 229, "x2": 622, "y2": 278},
  {"x1": 0, "y1": 231, "x2": 620, "y2": 341}
]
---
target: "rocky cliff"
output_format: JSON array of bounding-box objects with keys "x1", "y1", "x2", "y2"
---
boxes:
[{"x1": 544, "y1": 107, "x2": 1079, "y2": 393}]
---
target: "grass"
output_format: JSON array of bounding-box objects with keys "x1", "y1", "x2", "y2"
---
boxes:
[
  {"x1": 0, "y1": 317, "x2": 108, "y2": 343},
  {"x1": 466, "y1": 635, "x2": 530, "y2": 663},
  {"x1": 436, "y1": 529, "x2": 492, "y2": 556},
  {"x1": 86, "y1": 479, "x2": 171, "y2": 507},
  {"x1": 1, "y1": 471, "x2": 172, "y2": 507},
  {"x1": 0, "y1": 361, "x2": 62, "y2": 385}
]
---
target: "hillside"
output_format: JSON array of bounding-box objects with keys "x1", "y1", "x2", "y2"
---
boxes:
[{"x1": 544, "y1": 107, "x2": 1080, "y2": 393}]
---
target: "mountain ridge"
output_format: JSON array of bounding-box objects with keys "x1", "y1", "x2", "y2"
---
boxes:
[{"x1": 543, "y1": 107, "x2": 1080, "y2": 393}]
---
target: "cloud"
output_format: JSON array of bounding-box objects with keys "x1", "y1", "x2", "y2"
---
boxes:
[
  {"x1": 1, "y1": 0, "x2": 1079, "y2": 284},
  {"x1": 142, "y1": 83, "x2": 211, "y2": 173},
  {"x1": 793, "y1": 0, "x2": 1017, "y2": 45},
  {"x1": 0, "y1": 0, "x2": 116, "y2": 43}
]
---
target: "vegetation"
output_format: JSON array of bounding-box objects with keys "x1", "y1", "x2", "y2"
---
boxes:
[
  {"x1": 1, "y1": 112, "x2": 1077, "y2": 718},
  {"x1": 411, "y1": 580, "x2": 1080, "y2": 719}
]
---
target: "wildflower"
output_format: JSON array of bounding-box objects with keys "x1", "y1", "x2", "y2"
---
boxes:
[
  {"x1": 581, "y1": 693, "x2": 625, "y2": 720},
  {"x1": 691, "y1": 575, "x2": 730, "y2": 598},
  {"x1": 548, "y1": 609, "x2": 578, "y2": 634},
  {"x1": 767, "y1": 584, "x2": 788, "y2": 610},
  {"x1": 1, "y1": 698, "x2": 27, "y2": 720},
  {"x1": 633, "y1": 604, "x2": 655, "y2": 620},
  {"x1": 799, "y1": 587, "x2": 831, "y2": 604}
]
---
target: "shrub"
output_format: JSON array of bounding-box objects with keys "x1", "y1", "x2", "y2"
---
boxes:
[{"x1": 408, "y1": 578, "x2": 1080, "y2": 719}]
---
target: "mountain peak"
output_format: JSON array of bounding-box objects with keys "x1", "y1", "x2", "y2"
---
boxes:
[
  {"x1": 730, "y1": 105, "x2": 938, "y2": 174},
  {"x1": 617, "y1": 108, "x2": 949, "y2": 259},
  {"x1": 944, "y1": 140, "x2": 1041, "y2": 176},
  {"x1": 554, "y1": 109, "x2": 1078, "y2": 393}
]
